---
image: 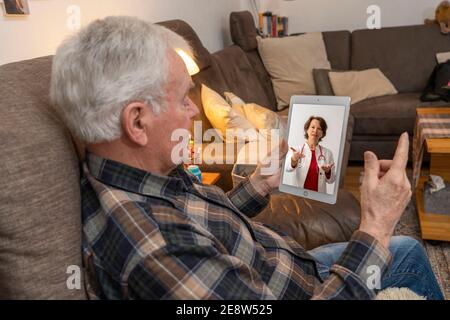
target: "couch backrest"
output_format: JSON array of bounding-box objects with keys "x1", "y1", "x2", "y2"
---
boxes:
[
  {"x1": 212, "y1": 45, "x2": 274, "y2": 109},
  {"x1": 351, "y1": 24, "x2": 450, "y2": 93},
  {"x1": 0, "y1": 56, "x2": 87, "y2": 299},
  {"x1": 230, "y1": 11, "x2": 450, "y2": 95}
]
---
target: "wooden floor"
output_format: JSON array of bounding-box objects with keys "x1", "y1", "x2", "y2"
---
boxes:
[{"x1": 343, "y1": 165, "x2": 363, "y2": 202}]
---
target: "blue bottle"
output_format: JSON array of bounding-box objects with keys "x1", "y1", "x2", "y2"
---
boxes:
[{"x1": 187, "y1": 165, "x2": 202, "y2": 183}]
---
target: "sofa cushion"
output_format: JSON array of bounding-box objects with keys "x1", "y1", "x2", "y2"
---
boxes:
[
  {"x1": 252, "y1": 190, "x2": 361, "y2": 250},
  {"x1": 230, "y1": 11, "x2": 351, "y2": 71},
  {"x1": 0, "y1": 56, "x2": 86, "y2": 299},
  {"x1": 352, "y1": 24, "x2": 450, "y2": 93},
  {"x1": 257, "y1": 33, "x2": 331, "y2": 109},
  {"x1": 201, "y1": 84, "x2": 256, "y2": 143},
  {"x1": 329, "y1": 68, "x2": 398, "y2": 105},
  {"x1": 224, "y1": 92, "x2": 279, "y2": 131},
  {"x1": 350, "y1": 92, "x2": 440, "y2": 136}
]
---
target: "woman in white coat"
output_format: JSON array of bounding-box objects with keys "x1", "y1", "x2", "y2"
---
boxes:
[{"x1": 285, "y1": 116, "x2": 336, "y2": 193}]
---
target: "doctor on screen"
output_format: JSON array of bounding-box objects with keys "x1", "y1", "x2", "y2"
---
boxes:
[{"x1": 285, "y1": 116, "x2": 336, "y2": 193}]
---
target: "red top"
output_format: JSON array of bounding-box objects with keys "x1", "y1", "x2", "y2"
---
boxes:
[{"x1": 304, "y1": 150, "x2": 319, "y2": 192}]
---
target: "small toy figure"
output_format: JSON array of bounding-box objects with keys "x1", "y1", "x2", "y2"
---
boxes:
[{"x1": 425, "y1": 1, "x2": 450, "y2": 34}]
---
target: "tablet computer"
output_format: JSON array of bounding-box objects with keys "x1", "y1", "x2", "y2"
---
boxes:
[{"x1": 279, "y1": 95, "x2": 350, "y2": 204}]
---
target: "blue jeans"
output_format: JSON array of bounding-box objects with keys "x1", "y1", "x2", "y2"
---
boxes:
[{"x1": 308, "y1": 236, "x2": 444, "y2": 300}]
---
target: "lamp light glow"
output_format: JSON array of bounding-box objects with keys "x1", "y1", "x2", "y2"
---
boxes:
[{"x1": 175, "y1": 49, "x2": 200, "y2": 76}]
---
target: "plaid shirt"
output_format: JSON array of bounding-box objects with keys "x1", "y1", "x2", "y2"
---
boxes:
[{"x1": 81, "y1": 153, "x2": 392, "y2": 300}]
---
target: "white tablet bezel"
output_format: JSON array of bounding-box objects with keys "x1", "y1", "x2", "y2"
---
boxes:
[{"x1": 278, "y1": 95, "x2": 351, "y2": 204}]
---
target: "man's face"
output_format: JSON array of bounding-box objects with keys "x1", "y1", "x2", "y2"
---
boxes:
[{"x1": 147, "y1": 50, "x2": 199, "y2": 168}]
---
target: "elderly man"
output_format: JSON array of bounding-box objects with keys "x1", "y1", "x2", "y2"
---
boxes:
[{"x1": 50, "y1": 16, "x2": 443, "y2": 300}]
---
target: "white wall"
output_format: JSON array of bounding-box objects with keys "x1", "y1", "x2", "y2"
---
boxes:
[
  {"x1": 242, "y1": 0, "x2": 443, "y2": 33},
  {"x1": 2, "y1": 0, "x2": 444, "y2": 66},
  {"x1": 0, "y1": 0, "x2": 243, "y2": 66}
]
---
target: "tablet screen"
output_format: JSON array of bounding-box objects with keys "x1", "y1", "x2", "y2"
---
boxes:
[{"x1": 279, "y1": 97, "x2": 349, "y2": 204}]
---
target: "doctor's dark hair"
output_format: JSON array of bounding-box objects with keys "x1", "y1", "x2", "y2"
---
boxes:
[{"x1": 304, "y1": 116, "x2": 327, "y2": 142}]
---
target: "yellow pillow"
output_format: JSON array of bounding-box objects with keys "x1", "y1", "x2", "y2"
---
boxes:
[
  {"x1": 328, "y1": 69, "x2": 398, "y2": 105},
  {"x1": 224, "y1": 92, "x2": 279, "y2": 130},
  {"x1": 201, "y1": 84, "x2": 257, "y2": 143}
]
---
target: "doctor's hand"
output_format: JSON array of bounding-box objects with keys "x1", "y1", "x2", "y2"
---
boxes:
[
  {"x1": 15, "y1": 0, "x2": 24, "y2": 11},
  {"x1": 359, "y1": 132, "x2": 412, "y2": 249},
  {"x1": 321, "y1": 163, "x2": 334, "y2": 173},
  {"x1": 249, "y1": 139, "x2": 288, "y2": 197},
  {"x1": 290, "y1": 147, "x2": 305, "y2": 162}
]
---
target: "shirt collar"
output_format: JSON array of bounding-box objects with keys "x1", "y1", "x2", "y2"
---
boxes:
[
  {"x1": 85, "y1": 152, "x2": 193, "y2": 197},
  {"x1": 303, "y1": 141, "x2": 322, "y2": 152}
]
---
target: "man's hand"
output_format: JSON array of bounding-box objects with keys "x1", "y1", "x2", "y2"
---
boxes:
[
  {"x1": 359, "y1": 132, "x2": 412, "y2": 249},
  {"x1": 249, "y1": 139, "x2": 288, "y2": 196}
]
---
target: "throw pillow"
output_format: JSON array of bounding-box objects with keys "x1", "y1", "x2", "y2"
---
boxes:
[
  {"x1": 257, "y1": 33, "x2": 331, "y2": 110},
  {"x1": 328, "y1": 68, "x2": 398, "y2": 105},
  {"x1": 224, "y1": 92, "x2": 279, "y2": 130},
  {"x1": 223, "y1": 92, "x2": 287, "y2": 141},
  {"x1": 313, "y1": 68, "x2": 335, "y2": 96},
  {"x1": 201, "y1": 84, "x2": 257, "y2": 143},
  {"x1": 436, "y1": 51, "x2": 450, "y2": 64}
]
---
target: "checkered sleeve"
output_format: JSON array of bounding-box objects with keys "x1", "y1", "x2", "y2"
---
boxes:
[
  {"x1": 312, "y1": 231, "x2": 392, "y2": 300},
  {"x1": 126, "y1": 243, "x2": 276, "y2": 300},
  {"x1": 226, "y1": 177, "x2": 270, "y2": 218}
]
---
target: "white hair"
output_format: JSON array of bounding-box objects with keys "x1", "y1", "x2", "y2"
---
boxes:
[{"x1": 50, "y1": 16, "x2": 192, "y2": 144}]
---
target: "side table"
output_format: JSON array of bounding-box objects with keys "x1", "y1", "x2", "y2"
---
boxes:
[{"x1": 414, "y1": 108, "x2": 450, "y2": 241}]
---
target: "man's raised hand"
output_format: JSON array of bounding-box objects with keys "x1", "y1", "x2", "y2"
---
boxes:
[{"x1": 359, "y1": 132, "x2": 412, "y2": 248}]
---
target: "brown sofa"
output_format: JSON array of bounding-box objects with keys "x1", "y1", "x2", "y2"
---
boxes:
[
  {"x1": 229, "y1": 11, "x2": 450, "y2": 161},
  {"x1": 0, "y1": 19, "x2": 360, "y2": 299}
]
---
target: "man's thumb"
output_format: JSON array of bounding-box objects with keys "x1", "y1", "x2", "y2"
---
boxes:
[{"x1": 364, "y1": 151, "x2": 379, "y2": 179}]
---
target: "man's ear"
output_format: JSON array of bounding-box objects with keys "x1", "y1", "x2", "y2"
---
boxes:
[{"x1": 121, "y1": 102, "x2": 151, "y2": 146}]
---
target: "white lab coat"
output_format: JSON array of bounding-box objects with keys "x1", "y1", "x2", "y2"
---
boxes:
[{"x1": 284, "y1": 142, "x2": 336, "y2": 193}]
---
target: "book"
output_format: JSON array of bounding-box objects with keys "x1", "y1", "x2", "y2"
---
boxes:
[
  {"x1": 277, "y1": 16, "x2": 283, "y2": 37},
  {"x1": 271, "y1": 14, "x2": 277, "y2": 37},
  {"x1": 258, "y1": 13, "x2": 264, "y2": 36},
  {"x1": 283, "y1": 17, "x2": 289, "y2": 36}
]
